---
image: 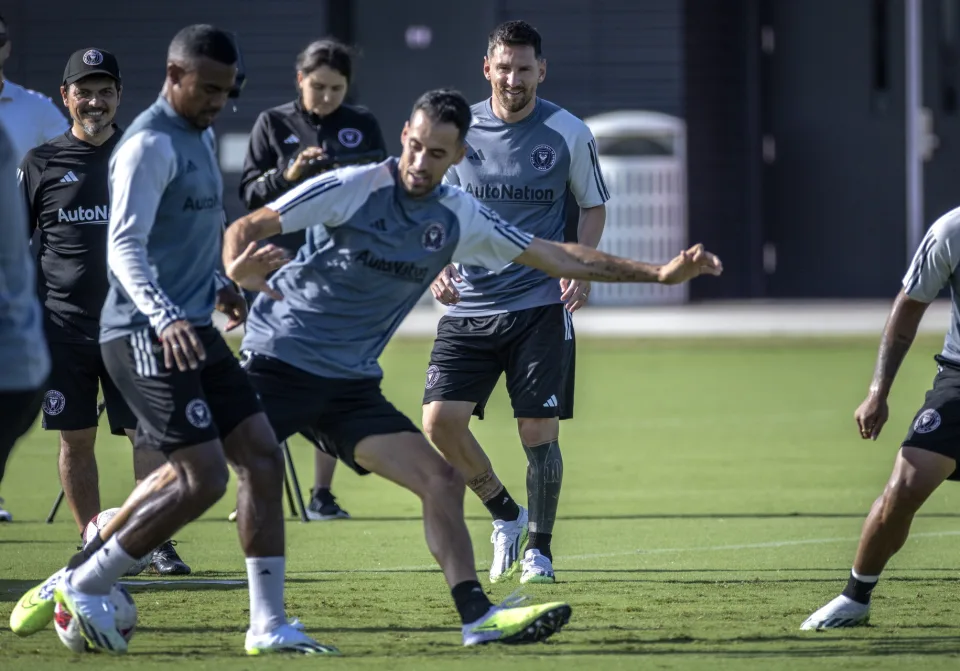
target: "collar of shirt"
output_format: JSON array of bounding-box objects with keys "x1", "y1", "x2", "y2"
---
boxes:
[{"x1": 155, "y1": 94, "x2": 201, "y2": 133}]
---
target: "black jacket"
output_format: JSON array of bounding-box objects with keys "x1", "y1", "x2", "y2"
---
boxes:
[{"x1": 240, "y1": 101, "x2": 386, "y2": 254}]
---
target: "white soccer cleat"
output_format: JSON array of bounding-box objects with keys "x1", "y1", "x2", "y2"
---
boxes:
[
  {"x1": 228, "y1": 509, "x2": 238, "y2": 522},
  {"x1": 800, "y1": 594, "x2": 870, "y2": 630},
  {"x1": 245, "y1": 623, "x2": 339, "y2": 655},
  {"x1": 520, "y1": 549, "x2": 556, "y2": 584},
  {"x1": 489, "y1": 506, "x2": 528, "y2": 583},
  {"x1": 54, "y1": 572, "x2": 128, "y2": 654},
  {"x1": 0, "y1": 497, "x2": 12, "y2": 522}
]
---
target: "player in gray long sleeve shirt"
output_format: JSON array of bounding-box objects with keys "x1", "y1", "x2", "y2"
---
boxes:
[
  {"x1": 222, "y1": 88, "x2": 721, "y2": 648},
  {"x1": 802, "y1": 209, "x2": 960, "y2": 631},
  {"x1": 0, "y1": 118, "x2": 50, "y2": 506}
]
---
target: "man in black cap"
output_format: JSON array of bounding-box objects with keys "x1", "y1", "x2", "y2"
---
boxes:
[{"x1": 16, "y1": 48, "x2": 190, "y2": 576}]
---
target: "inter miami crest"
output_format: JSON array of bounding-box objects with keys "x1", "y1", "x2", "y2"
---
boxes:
[
  {"x1": 43, "y1": 390, "x2": 66, "y2": 416},
  {"x1": 530, "y1": 144, "x2": 557, "y2": 171},
  {"x1": 83, "y1": 49, "x2": 104, "y2": 66},
  {"x1": 913, "y1": 408, "x2": 941, "y2": 434},
  {"x1": 338, "y1": 128, "x2": 363, "y2": 148},
  {"x1": 425, "y1": 365, "x2": 440, "y2": 389},
  {"x1": 422, "y1": 222, "x2": 447, "y2": 251},
  {"x1": 185, "y1": 399, "x2": 212, "y2": 429}
]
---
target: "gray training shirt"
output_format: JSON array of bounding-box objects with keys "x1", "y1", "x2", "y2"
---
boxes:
[
  {"x1": 242, "y1": 158, "x2": 535, "y2": 379},
  {"x1": 903, "y1": 209, "x2": 960, "y2": 363},
  {"x1": 0, "y1": 119, "x2": 50, "y2": 391},
  {"x1": 443, "y1": 97, "x2": 610, "y2": 316},
  {"x1": 100, "y1": 96, "x2": 231, "y2": 343}
]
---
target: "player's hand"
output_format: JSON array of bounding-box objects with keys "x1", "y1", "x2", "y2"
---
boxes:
[
  {"x1": 560, "y1": 278, "x2": 591, "y2": 313},
  {"x1": 226, "y1": 242, "x2": 288, "y2": 301},
  {"x1": 855, "y1": 392, "x2": 890, "y2": 440},
  {"x1": 657, "y1": 244, "x2": 723, "y2": 285},
  {"x1": 216, "y1": 285, "x2": 248, "y2": 332},
  {"x1": 159, "y1": 321, "x2": 206, "y2": 372},
  {"x1": 283, "y1": 146, "x2": 325, "y2": 182},
  {"x1": 431, "y1": 264, "x2": 462, "y2": 305}
]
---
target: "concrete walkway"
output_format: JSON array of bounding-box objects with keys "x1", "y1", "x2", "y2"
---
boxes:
[{"x1": 216, "y1": 299, "x2": 954, "y2": 338}]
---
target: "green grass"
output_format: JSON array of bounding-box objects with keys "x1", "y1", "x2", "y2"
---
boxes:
[{"x1": 4, "y1": 335, "x2": 960, "y2": 668}]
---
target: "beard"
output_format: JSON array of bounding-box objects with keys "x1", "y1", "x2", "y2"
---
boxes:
[
  {"x1": 76, "y1": 110, "x2": 110, "y2": 137},
  {"x1": 495, "y1": 84, "x2": 533, "y2": 113}
]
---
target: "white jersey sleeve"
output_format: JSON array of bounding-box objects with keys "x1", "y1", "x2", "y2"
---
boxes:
[
  {"x1": 269, "y1": 163, "x2": 391, "y2": 233},
  {"x1": 443, "y1": 189, "x2": 533, "y2": 272},
  {"x1": 107, "y1": 130, "x2": 183, "y2": 333},
  {"x1": 442, "y1": 164, "x2": 461, "y2": 187},
  {"x1": 902, "y1": 209, "x2": 960, "y2": 302},
  {"x1": 544, "y1": 111, "x2": 610, "y2": 208}
]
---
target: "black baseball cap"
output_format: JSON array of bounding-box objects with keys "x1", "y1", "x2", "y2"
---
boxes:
[{"x1": 63, "y1": 48, "x2": 121, "y2": 86}]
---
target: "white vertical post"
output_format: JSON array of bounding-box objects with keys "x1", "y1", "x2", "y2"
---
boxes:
[{"x1": 906, "y1": 0, "x2": 924, "y2": 258}]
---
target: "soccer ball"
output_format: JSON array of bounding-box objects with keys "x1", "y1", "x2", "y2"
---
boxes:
[
  {"x1": 53, "y1": 584, "x2": 137, "y2": 653},
  {"x1": 83, "y1": 508, "x2": 152, "y2": 576}
]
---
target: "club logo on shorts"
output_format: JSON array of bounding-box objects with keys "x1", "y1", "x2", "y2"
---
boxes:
[
  {"x1": 185, "y1": 399, "x2": 212, "y2": 429},
  {"x1": 43, "y1": 390, "x2": 66, "y2": 416},
  {"x1": 422, "y1": 222, "x2": 447, "y2": 251},
  {"x1": 425, "y1": 365, "x2": 440, "y2": 389},
  {"x1": 338, "y1": 128, "x2": 363, "y2": 148},
  {"x1": 914, "y1": 408, "x2": 942, "y2": 434},
  {"x1": 530, "y1": 144, "x2": 557, "y2": 171},
  {"x1": 83, "y1": 49, "x2": 104, "y2": 66}
]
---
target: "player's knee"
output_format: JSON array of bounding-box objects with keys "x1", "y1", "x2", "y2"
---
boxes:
[
  {"x1": 422, "y1": 403, "x2": 470, "y2": 445},
  {"x1": 882, "y1": 475, "x2": 931, "y2": 515},
  {"x1": 247, "y1": 442, "x2": 285, "y2": 491},
  {"x1": 518, "y1": 418, "x2": 558, "y2": 447},
  {"x1": 184, "y1": 458, "x2": 230, "y2": 508},
  {"x1": 59, "y1": 429, "x2": 98, "y2": 454},
  {"x1": 423, "y1": 458, "x2": 466, "y2": 502}
]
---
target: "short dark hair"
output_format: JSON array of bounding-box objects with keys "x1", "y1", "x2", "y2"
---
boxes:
[
  {"x1": 168, "y1": 24, "x2": 238, "y2": 67},
  {"x1": 297, "y1": 39, "x2": 354, "y2": 81},
  {"x1": 411, "y1": 89, "x2": 472, "y2": 142},
  {"x1": 487, "y1": 20, "x2": 542, "y2": 58}
]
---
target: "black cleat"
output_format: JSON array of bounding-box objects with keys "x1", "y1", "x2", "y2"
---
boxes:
[
  {"x1": 306, "y1": 491, "x2": 350, "y2": 521},
  {"x1": 149, "y1": 540, "x2": 191, "y2": 575}
]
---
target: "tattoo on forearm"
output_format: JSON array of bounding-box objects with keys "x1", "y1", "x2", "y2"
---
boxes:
[
  {"x1": 565, "y1": 245, "x2": 661, "y2": 283},
  {"x1": 873, "y1": 329, "x2": 915, "y2": 391},
  {"x1": 467, "y1": 470, "x2": 504, "y2": 503}
]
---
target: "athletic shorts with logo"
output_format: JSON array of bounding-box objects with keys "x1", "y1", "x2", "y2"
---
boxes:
[
  {"x1": 241, "y1": 352, "x2": 420, "y2": 475},
  {"x1": 903, "y1": 355, "x2": 960, "y2": 481},
  {"x1": 422, "y1": 303, "x2": 576, "y2": 420},
  {"x1": 41, "y1": 339, "x2": 137, "y2": 435},
  {"x1": 101, "y1": 325, "x2": 263, "y2": 453}
]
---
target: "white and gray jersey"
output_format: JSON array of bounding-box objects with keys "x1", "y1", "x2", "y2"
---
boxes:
[
  {"x1": 100, "y1": 96, "x2": 230, "y2": 343},
  {"x1": 904, "y1": 207, "x2": 960, "y2": 363},
  {"x1": 242, "y1": 158, "x2": 534, "y2": 379},
  {"x1": 0, "y1": 119, "x2": 50, "y2": 391},
  {"x1": 443, "y1": 97, "x2": 609, "y2": 316}
]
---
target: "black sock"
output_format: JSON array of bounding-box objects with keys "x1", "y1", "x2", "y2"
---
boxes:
[
  {"x1": 527, "y1": 532, "x2": 553, "y2": 561},
  {"x1": 312, "y1": 487, "x2": 333, "y2": 504},
  {"x1": 841, "y1": 571, "x2": 878, "y2": 605},
  {"x1": 451, "y1": 580, "x2": 493, "y2": 624},
  {"x1": 483, "y1": 487, "x2": 520, "y2": 522}
]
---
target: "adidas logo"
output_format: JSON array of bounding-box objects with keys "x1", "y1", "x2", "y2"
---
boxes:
[
  {"x1": 543, "y1": 395, "x2": 558, "y2": 408},
  {"x1": 467, "y1": 148, "x2": 485, "y2": 162},
  {"x1": 284, "y1": 134, "x2": 299, "y2": 144},
  {"x1": 184, "y1": 160, "x2": 197, "y2": 174},
  {"x1": 60, "y1": 171, "x2": 79, "y2": 183}
]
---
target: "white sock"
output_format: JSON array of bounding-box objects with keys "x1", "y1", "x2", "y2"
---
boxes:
[
  {"x1": 70, "y1": 537, "x2": 137, "y2": 595},
  {"x1": 246, "y1": 557, "x2": 287, "y2": 636},
  {"x1": 851, "y1": 568, "x2": 880, "y2": 583}
]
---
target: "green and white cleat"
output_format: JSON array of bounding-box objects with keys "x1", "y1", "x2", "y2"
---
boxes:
[
  {"x1": 463, "y1": 600, "x2": 571, "y2": 646},
  {"x1": 54, "y1": 572, "x2": 128, "y2": 654},
  {"x1": 520, "y1": 549, "x2": 556, "y2": 584},
  {"x1": 9, "y1": 568, "x2": 68, "y2": 636},
  {"x1": 489, "y1": 507, "x2": 529, "y2": 583},
  {"x1": 246, "y1": 623, "x2": 339, "y2": 655}
]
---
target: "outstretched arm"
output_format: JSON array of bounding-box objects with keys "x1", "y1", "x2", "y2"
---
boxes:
[{"x1": 515, "y1": 238, "x2": 722, "y2": 285}]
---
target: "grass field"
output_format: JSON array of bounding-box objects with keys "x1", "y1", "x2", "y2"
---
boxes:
[{"x1": 3, "y1": 334, "x2": 960, "y2": 669}]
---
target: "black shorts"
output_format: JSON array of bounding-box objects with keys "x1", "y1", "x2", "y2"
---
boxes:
[
  {"x1": 902, "y1": 356, "x2": 960, "y2": 481},
  {"x1": 41, "y1": 340, "x2": 137, "y2": 436},
  {"x1": 422, "y1": 303, "x2": 576, "y2": 420},
  {"x1": 101, "y1": 326, "x2": 263, "y2": 454},
  {"x1": 0, "y1": 387, "x2": 44, "y2": 484},
  {"x1": 241, "y1": 352, "x2": 419, "y2": 475}
]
